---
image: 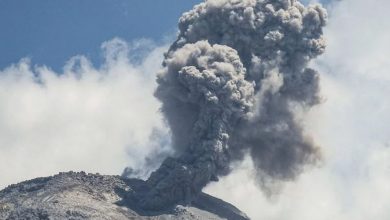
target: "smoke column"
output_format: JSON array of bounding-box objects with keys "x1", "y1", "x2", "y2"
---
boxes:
[{"x1": 139, "y1": 0, "x2": 327, "y2": 210}]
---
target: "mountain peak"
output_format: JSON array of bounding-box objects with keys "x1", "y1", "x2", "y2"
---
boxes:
[{"x1": 0, "y1": 171, "x2": 249, "y2": 220}]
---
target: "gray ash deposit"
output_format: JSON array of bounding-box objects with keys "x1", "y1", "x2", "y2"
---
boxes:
[{"x1": 0, "y1": 172, "x2": 249, "y2": 220}]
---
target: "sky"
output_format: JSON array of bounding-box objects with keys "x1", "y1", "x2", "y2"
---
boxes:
[
  {"x1": 1, "y1": 0, "x2": 390, "y2": 219},
  {"x1": 0, "y1": 0, "x2": 200, "y2": 71}
]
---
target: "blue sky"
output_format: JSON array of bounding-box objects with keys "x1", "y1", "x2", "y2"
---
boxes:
[{"x1": 0, "y1": 0, "x2": 201, "y2": 71}]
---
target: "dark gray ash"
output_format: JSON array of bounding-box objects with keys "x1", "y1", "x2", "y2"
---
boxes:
[{"x1": 138, "y1": 0, "x2": 327, "y2": 210}]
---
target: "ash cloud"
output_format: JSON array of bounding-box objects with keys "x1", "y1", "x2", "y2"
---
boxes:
[{"x1": 139, "y1": 0, "x2": 327, "y2": 210}]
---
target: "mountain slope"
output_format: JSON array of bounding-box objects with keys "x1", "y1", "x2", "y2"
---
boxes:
[{"x1": 0, "y1": 172, "x2": 249, "y2": 220}]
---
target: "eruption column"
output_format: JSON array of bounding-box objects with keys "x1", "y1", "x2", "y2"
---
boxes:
[{"x1": 140, "y1": 0, "x2": 327, "y2": 210}]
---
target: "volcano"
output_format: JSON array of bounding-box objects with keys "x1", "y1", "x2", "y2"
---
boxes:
[{"x1": 0, "y1": 172, "x2": 249, "y2": 220}]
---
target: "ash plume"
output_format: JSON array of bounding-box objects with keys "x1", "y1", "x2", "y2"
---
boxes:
[{"x1": 139, "y1": 0, "x2": 327, "y2": 210}]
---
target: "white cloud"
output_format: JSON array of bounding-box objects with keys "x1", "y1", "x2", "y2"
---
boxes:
[
  {"x1": 205, "y1": 0, "x2": 390, "y2": 219},
  {"x1": 0, "y1": 38, "x2": 169, "y2": 189}
]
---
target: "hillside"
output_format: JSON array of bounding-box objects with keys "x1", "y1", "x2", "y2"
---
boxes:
[{"x1": 0, "y1": 172, "x2": 249, "y2": 220}]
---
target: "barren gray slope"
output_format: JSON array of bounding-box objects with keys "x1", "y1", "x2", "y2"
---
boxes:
[{"x1": 0, "y1": 172, "x2": 249, "y2": 220}]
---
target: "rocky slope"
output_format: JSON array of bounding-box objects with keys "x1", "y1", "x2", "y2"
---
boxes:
[{"x1": 0, "y1": 172, "x2": 249, "y2": 220}]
